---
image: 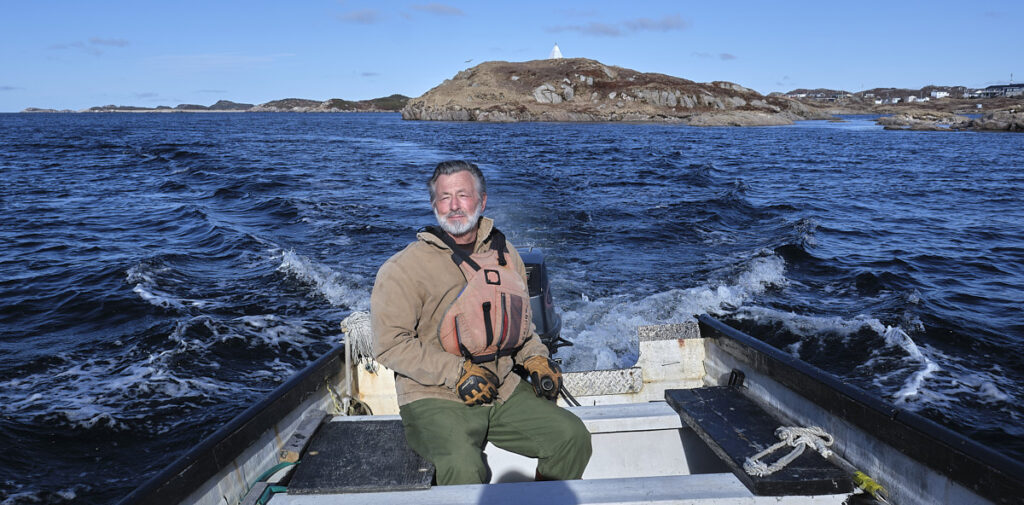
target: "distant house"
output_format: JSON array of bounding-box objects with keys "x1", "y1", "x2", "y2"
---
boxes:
[
  {"x1": 930, "y1": 91, "x2": 949, "y2": 99},
  {"x1": 907, "y1": 95, "x2": 917, "y2": 103},
  {"x1": 979, "y1": 83, "x2": 1024, "y2": 98}
]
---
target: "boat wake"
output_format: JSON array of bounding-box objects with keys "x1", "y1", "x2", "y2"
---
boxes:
[{"x1": 557, "y1": 251, "x2": 787, "y2": 371}]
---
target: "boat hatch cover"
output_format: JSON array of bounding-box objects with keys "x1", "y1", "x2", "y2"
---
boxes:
[
  {"x1": 287, "y1": 419, "x2": 435, "y2": 493},
  {"x1": 666, "y1": 387, "x2": 853, "y2": 496}
]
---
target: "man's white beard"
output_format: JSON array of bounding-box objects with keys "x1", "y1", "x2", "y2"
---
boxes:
[{"x1": 434, "y1": 201, "x2": 482, "y2": 238}]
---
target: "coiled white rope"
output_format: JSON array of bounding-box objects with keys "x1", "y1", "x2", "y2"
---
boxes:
[
  {"x1": 340, "y1": 311, "x2": 376, "y2": 372},
  {"x1": 337, "y1": 311, "x2": 375, "y2": 416},
  {"x1": 743, "y1": 426, "x2": 834, "y2": 477}
]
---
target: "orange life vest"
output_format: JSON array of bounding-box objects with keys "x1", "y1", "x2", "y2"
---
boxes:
[{"x1": 427, "y1": 227, "x2": 532, "y2": 364}]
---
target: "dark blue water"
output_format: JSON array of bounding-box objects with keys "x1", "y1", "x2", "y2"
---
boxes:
[{"x1": 2, "y1": 113, "x2": 1022, "y2": 504}]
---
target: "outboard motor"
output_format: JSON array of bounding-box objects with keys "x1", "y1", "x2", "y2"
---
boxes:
[{"x1": 520, "y1": 249, "x2": 572, "y2": 356}]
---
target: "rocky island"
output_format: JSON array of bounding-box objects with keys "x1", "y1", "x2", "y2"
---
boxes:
[
  {"x1": 872, "y1": 108, "x2": 1022, "y2": 132},
  {"x1": 22, "y1": 95, "x2": 410, "y2": 113},
  {"x1": 401, "y1": 58, "x2": 830, "y2": 126}
]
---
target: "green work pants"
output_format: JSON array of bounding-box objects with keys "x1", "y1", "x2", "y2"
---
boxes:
[{"x1": 398, "y1": 381, "x2": 592, "y2": 485}]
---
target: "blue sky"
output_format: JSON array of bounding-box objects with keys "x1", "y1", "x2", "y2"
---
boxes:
[{"x1": 1, "y1": 1, "x2": 1020, "y2": 112}]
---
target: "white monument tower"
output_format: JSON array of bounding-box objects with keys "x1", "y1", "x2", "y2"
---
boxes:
[{"x1": 549, "y1": 43, "x2": 563, "y2": 59}]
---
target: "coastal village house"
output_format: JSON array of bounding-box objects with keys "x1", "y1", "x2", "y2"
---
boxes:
[
  {"x1": 979, "y1": 83, "x2": 1024, "y2": 98},
  {"x1": 789, "y1": 83, "x2": 1019, "y2": 103}
]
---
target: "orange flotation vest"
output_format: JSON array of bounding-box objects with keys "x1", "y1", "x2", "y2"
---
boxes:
[{"x1": 426, "y1": 227, "x2": 532, "y2": 364}]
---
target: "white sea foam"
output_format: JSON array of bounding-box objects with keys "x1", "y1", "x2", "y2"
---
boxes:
[
  {"x1": 126, "y1": 263, "x2": 207, "y2": 310},
  {"x1": 0, "y1": 356, "x2": 232, "y2": 432},
  {"x1": 277, "y1": 249, "x2": 370, "y2": 310},
  {"x1": 885, "y1": 347, "x2": 1016, "y2": 411},
  {"x1": 733, "y1": 305, "x2": 949, "y2": 406},
  {"x1": 162, "y1": 313, "x2": 320, "y2": 358},
  {"x1": 232, "y1": 314, "x2": 318, "y2": 352},
  {"x1": 558, "y1": 253, "x2": 787, "y2": 371},
  {"x1": 0, "y1": 486, "x2": 82, "y2": 505}
]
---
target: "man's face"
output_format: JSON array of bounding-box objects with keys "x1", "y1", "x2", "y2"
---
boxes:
[{"x1": 432, "y1": 171, "x2": 486, "y2": 241}]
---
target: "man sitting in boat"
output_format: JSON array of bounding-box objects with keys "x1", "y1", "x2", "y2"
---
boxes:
[{"x1": 370, "y1": 160, "x2": 592, "y2": 485}]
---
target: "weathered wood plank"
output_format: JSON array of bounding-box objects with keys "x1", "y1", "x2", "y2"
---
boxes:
[
  {"x1": 239, "y1": 482, "x2": 269, "y2": 505},
  {"x1": 279, "y1": 410, "x2": 328, "y2": 463}
]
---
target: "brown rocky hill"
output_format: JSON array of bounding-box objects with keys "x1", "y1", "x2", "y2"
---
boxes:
[
  {"x1": 402, "y1": 58, "x2": 829, "y2": 125},
  {"x1": 252, "y1": 95, "x2": 409, "y2": 112}
]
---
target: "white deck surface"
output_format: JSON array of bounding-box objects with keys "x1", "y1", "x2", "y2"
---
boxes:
[{"x1": 269, "y1": 474, "x2": 849, "y2": 505}]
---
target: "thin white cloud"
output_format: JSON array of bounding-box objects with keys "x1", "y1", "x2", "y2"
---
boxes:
[
  {"x1": 547, "y1": 14, "x2": 688, "y2": 37},
  {"x1": 47, "y1": 41, "x2": 100, "y2": 56},
  {"x1": 90, "y1": 38, "x2": 129, "y2": 47},
  {"x1": 339, "y1": 9, "x2": 381, "y2": 24},
  {"x1": 47, "y1": 37, "x2": 129, "y2": 56},
  {"x1": 547, "y1": 22, "x2": 622, "y2": 37},
  {"x1": 692, "y1": 52, "x2": 738, "y2": 61},
  {"x1": 361, "y1": 72, "x2": 380, "y2": 77},
  {"x1": 622, "y1": 15, "x2": 688, "y2": 32},
  {"x1": 411, "y1": 3, "x2": 463, "y2": 16},
  {"x1": 555, "y1": 8, "x2": 599, "y2": 18}
]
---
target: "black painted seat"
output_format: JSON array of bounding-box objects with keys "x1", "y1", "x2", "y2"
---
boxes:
[
  {"x1": 666, "y1": 387, "x2": 853, "y2": 496},
  {"x1": 287, "y1": 418, "x2": 434, "y2": 494}
]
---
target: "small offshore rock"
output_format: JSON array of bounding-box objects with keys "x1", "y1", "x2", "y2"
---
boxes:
[{"x1": 969, "y1": 110, "x2": 1024, "y2": 131}]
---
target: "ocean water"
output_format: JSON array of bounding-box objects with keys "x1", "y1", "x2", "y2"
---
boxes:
[{"x1": 1, "y1": 112, "x2": 1022, "y2": 504}]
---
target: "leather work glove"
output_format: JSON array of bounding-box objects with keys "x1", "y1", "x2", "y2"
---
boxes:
[
  {"x1": 456, "y1": 360, "x2": 500, "y2": 405},
  {"x1": 523, "y1": 355, "x2": 562, "y2": 401}
]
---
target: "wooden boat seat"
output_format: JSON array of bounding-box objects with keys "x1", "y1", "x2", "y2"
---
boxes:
[
  {"x1": 665, "y1": 387, "x2": 853, "y2": 496},
  {"x1": 287, "y1": 418, "x2": 434, "y2": 494}
]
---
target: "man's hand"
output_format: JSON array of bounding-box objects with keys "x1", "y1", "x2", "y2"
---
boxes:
[
  {"x1": 456, "y1": 360, "x2": 499, "y2": 405},
  {"x1": 523, "y1": 355, "x2": 562, "y2": 401}
]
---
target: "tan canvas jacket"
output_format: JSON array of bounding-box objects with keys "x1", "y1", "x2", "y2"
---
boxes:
[{"x1": 370, "y1": 217, "x2": 550, "y2": 406}]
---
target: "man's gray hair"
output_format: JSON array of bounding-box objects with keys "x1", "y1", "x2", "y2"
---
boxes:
[{"x1": 427, "y1": 160, "x2": 487, "y2": 203}]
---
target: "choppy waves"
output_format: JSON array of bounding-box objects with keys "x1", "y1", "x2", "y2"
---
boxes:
[{"x1": 2, "y1": 113, "x2": 1023, "y2": 504}]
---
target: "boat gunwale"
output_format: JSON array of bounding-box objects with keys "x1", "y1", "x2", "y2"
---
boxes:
[
  {"x1": 115, "y1": 342, "x2": 346, "y2": 505},
  {"x1": 698, "y1": 314, "x2": 1024, "y2": 505}
]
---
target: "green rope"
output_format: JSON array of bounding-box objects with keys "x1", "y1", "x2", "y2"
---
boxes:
[{"x1": 253, "y1": 461, "x2": 297, "y2": 484}]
